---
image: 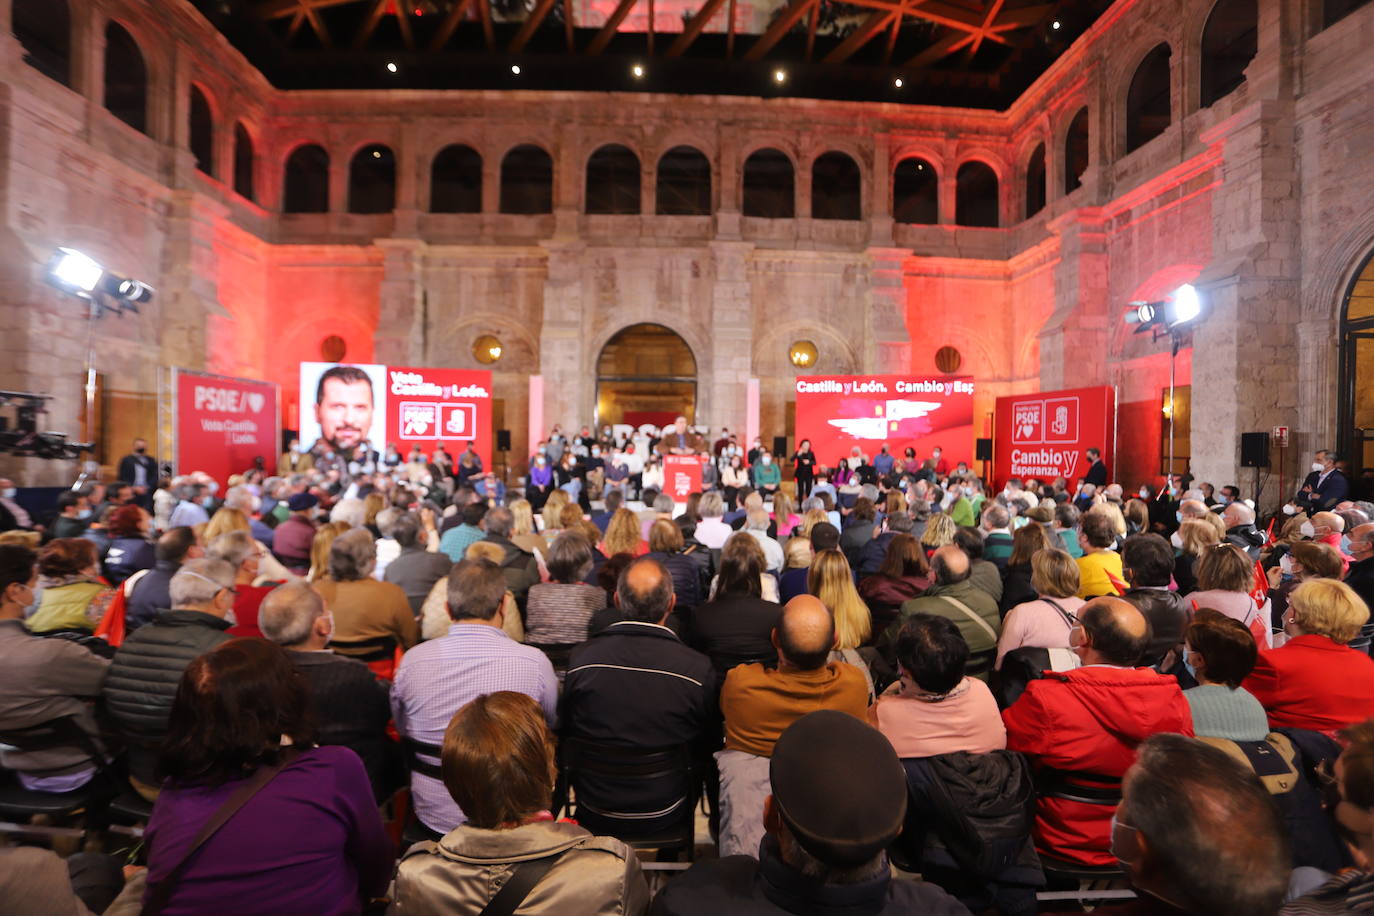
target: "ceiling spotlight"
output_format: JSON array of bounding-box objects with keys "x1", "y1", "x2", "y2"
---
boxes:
[
  {"x1": 386, "y1": 62, "x2": 398, "y2": 73},
  {"x1": 1051, "y1": 18, "x2": 1062, "y2": 29},
  {"x1": 48, "y1": 248, "x2": 103, "y2": 293},
  {"x1": 632, "y1": 64, "x2": 644, "y2": 78},
  {"x1": 894, "y1": 77, "x2": 903, "y2": 88},
  {"x1": 45, "y1": 247, "x2": 154, "y2": 310},
  {"x1": 511, "y1": 64, "x2": 521, "y2": 75},
  {"x1": 774, "y1": 69, "x2": 786, "y2": 84}
]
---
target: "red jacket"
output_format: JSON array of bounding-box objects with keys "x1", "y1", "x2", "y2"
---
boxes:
[
  {"x1": 1244, "y1": 633, "x2": 1374, "y2": 734},
  {"x1": 1003, "y1": 665, "x2": 1193, "y2": 866}
]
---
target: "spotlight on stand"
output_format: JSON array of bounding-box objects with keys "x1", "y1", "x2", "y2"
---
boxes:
[
  {"x1": 1123, "y1": 283, "x2": 1203, "y2": 338},
  {"x1": 44, "y1": 247, "x2": 154, "y2": 313}
]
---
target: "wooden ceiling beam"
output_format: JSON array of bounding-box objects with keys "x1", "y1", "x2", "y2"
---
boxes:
[
  {"x1": 352, "y1": 0, "x2": 389, "y2": 49},
  {"x1": 902, "y1": 29, "x2": 970, "y2": 67},
  {"x1": 302, "y1": 2, "x2": 334, "y2": 47},
  {"x1": 585, "y1": 0, "x2": 638, "y2": 54},
  {"x1": 821, "y1": 8, "x2": 897, "y2": 64},
  {"x1": 741, "y1": 0, "x2": 816, "y2": 62},
  {"x1": 286, "y1": 8, "x2": 307, "y2": 40},
  {"x1": 666, "y1": 0, "x2": 730, "y2": 58},
  {"x1": 477, "y1": 0, "x2": 495, "y2": 48},
  {"x1": 429, "y1": 0, "x2": 475, "y2": 50},
  {"x1": 509, "y1": 0, "x2": 560, "y2": 52},
  {"x1": 257, "y1": 0, "x2": 355, "y2": 20}
]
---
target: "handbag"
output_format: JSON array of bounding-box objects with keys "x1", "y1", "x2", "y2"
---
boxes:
[{"x1": 140, "y1": 750, "x2": 300, "y2": 916}]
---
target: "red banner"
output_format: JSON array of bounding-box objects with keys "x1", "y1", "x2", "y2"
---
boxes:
[
  {"x1": 175, "y1": 369, "x2": 279, "y2": 488},
  {"x1": 664, "y1": 455, "x2": 704, "y2": 502},
  {"x1": 993, "y1": 385, "x2": 1116, "y2": 490},
  {"x1": 794, "y1": 375, "x2": 975, "y2": 470}
]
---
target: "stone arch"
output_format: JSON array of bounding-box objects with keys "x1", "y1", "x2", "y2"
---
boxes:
[
  {"x1": 584, "y1": 143, "x2": 642, "y2": 215},
  {"x1": 1111, "y1": 31, "x2": 1178, "y2": 158},
  {"x1": 741, "y1": 147, "x2": 797, "y2": 219},
  {"x1": 282, "y1": 142, "x2": 331, "y2": 213},
  {"x1": 187, "y1": 82, "x2": 215, "y2": 176},
  {"x1": 12, "y1": 0, "x2": 72, "y2": 86},
  {"x1": 1196, "y1": 0, "x2": 1258, "y2": 109},
  {"x1": 751, "y1": 320, "x2": 860, "y2": 377},
  {"x1": 103, "y1": 18, "x2": 150, "y2": 134},
  {"x1": 499, "y1": 142, "x2": 555, "y2": 215},
  {"x1": 954, "y1": 158, "x2": 1003, "y2": 228},
  {"x1": 435, "y1": 313, "x2": 540, "y2": 372},
  {"x1": 1059, "y1": 105, "x2": 1091, "y2": 196}
]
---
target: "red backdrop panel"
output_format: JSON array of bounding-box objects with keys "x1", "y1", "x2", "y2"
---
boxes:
[
  {"x1": 664, "y1": 456, "x2": 705, "y2": 502},
  {"x1": 794, "y1": 375, "x2": 975, "y2": 469},
  {"x1": 175, "y1": 369, "x2": 279, "y2": 488},
  {"x1": 385, "y1": 366, "x2": 494, "y2": 470},
  {"x1": 623, "y1": 411, "x2": 678, "y2": 430},
  {"x1": 993, "y1": 385, "x2": 1117, "y2": 490}
]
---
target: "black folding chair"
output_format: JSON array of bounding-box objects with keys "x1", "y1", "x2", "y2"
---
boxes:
[
  {"x1": 1032, "y1": 768, "x2": 1135, "y2": 905},
  {"x1": 554, "y1": 738, "x2": 699, "y2": 861},
  {"x1": 0, "y1": 715, "x2": 124, "y2": 842}
]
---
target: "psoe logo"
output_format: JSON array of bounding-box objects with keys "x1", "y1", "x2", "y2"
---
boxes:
[
  {"x1": 400, "y1": 403, "x2": 438, "y2": 437},
  {"x1": 194, "y1": 386, "x2": 265, "y2": 415},
  {"x1": 1043, "y1": 397, "x2": 1080, "y2": 443},
  {"x1": 1012, "y1": 401, "x2": 1042, "y2": 443}
]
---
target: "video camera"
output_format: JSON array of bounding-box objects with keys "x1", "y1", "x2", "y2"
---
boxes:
[{"x1": 0, "y1": 390, "x2": 94, "y2": 460}]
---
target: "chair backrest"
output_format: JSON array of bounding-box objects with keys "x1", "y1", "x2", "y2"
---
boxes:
[
  {"x1": 0, "y1": 714, "x2": 115, "y2": 784},
  {"x1": 1034, "y1": 768, "x2": 1123, "y2": 807},
  {"x1": 557, "y1": 738, "x2": 697, "y2": 827},
  {"x1": 402, "y1": 736, "x2": 443, "y2": 781},
  {"x1": 328, "y1": 635, "x2": 398, "y2": 663},
  {"x1": 1349, "y1": 620, "x2": 1374, "y2": 654}
]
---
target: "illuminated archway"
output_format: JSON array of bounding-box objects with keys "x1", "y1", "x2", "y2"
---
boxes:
[{"x1": 595, "y1": 324, "x2": 697, "y2": 428}]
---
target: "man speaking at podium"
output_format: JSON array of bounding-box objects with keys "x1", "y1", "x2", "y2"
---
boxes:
[{"x1": 658, "y1": 416, "x2": 706, "y2": 457}]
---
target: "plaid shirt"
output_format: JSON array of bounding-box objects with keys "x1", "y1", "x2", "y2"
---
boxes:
[{"x1": 391, "y1": 623, "x2": 558, "y2": 833}]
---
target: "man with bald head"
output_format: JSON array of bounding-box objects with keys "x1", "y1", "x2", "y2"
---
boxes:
[
  {"x1": 1178, "y1": 497, "x2": 1209, "y2": 525},
  {"x1": 560, "y1": 557, "x2": 715, "y2": 835},
  {"x1": 893, "y1": 544, "x2": 1001, "y2": 678},
  {"x1": 1221, "y1": 499, "x2": 1265, "y2": 561},
  {"x1": 1343, "y1": 522, "x2": 1374, "y2": 623},
  {"x1": 716, "y1": 594, "x2": 870, "y2": 856},
  {"x1": 1003, "y1": 597, "x2": 1193, "y2": 868}
]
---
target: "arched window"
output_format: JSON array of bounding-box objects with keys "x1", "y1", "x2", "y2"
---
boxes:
[
  {"x1": 283, "y1": 144, "x2": 329, "y2": 214},
  {"x1": 955, "y1": 161, "x2": 1000, "y2": 228},
  {"x1": 349, "y1": 145, "x2": 396, "y2": 214},
  {"x1": 585, "y1": 144, "x2": 641, "y2": 215},
  {"x1": 1064, "y1": 108, "x2": 1090, "y2": 194},
  {"x1": 656, "y1": 146, "x2": 711, "y2": 216},
  {"x1": 430, "y1": 144, "x2": 482, "y2": 213},
  {"x1": 811, "y1": 151, "x2": 862, "y2": 221},
  {"x1": 892, "y1": 158, "x2": 938, "y2": 224},
  {"x1": 103, "y1": 21, "x2": 148, "y2": 134},
  {"x1": 1126, "y1": 44, "x2": 1173, "y2": 154},
  {"x1": 1024, "y1": 143, "x2": 1047, "y2": 219},
  {"x1": 499, "y1": 144, "x2": 554, "y2": 214},
  {"x1": 1200, "y1": 0, "x2": 1258, "y2": 108},
  {"x1": 13, "y1": 0, "x2": 71, "y2": 85},
  {"x1": 741, "y1": 148, "x2": 794, "y2": 219},
  {"x1": 233, "y1": 123, "x2": 255, "y2": 202},
  {"x1": 188, "y1": 85, "x2": 213, "y2": 175}
]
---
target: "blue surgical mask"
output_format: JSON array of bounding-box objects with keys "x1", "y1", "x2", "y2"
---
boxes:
[
  {"x1": 1175, "y1": 510, "x2": 1183, "y2": 524},
  {"x1": 1342, "y1": 535, "x2": 1352, "y2": 554},
  {"x1": 77, "y1": 508, "x2": 92, "y2": 520},
  {"x1": 1182, "y1": 651, "x2": 1197, "y2": 682}
]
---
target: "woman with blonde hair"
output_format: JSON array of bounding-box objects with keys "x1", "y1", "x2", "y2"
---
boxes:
[
  {"x1": 1187, "y1": 542, "x2": 1272, "y2": 645},
  {"x1": 1174, "y1": 518, "x2": 1221, "y2": 594},
  {"x1": 307, "y1": 521, "x2": 352, "y2": 582},
  {"x1": 919, "y1": 513, "x2": 957, "y2": 557},
  {"x1": 772, "y1": 491, "x2": 800, "y2": 538},
  {"x1": 601, "y1": 508, "x2": 646, "y2": 558},
  {"x1": 203, "y1": 507, "x2": 250, "y2": 544},
  {"x1": 794, "y1": 507, "x2": 829, "y2": 542},
  {"x1": 808, "y1": 548, "x2": 875, "y2": 698},
  {"x1": 1085, "y1": 501, "x2": 1127, "y2": 547},
  {"x1": 996, "y1": 548, "x2": 1085, "y2": 668},
  {"x1": 1123, "y1": 498, "x2": 1150, "y2": 536},
  {"x1": 362, "y1": 491, "x2": 387, "y2": 536},
  {"x1": 540, "y1": 489, "x2": 570, "y2": 539},
  {"x1": 508, "y1": 498, "x2": 549, "y2": 560},
  {"x1": 204, "y1": 506, "x2": 294, "y2": 582}
]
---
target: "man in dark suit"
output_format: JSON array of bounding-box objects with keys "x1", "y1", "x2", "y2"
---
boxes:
[
  {"x1": 116, "y1": 438, "x2": 157, "y2": 510},
  {"x1": 1083, "y1": 447, "x2": 1108, "y2": 487},
  {"x1": 1292, "y1": 449, "x2": 1350, "y2": 514}
]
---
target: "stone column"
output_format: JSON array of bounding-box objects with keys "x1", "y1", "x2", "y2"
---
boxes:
[
  {"x1": 868, "y1": 132, "x2": 894, "y2": 246},
  {"x1": 1039, "y1": 209, "x2": 1110, "y2": 390},
  {"x1": 867, "y1": 247, "x2": 910, "y2": 373},
  {"x1": 373, "y1": 239, "x2": 428, "y2": 365},
  {"x1": 537, "y1": 240, "x2": 588, "y2": 427},
  {"x1": 552, "y1": 136, "x2": 580, "y2": 238},
  {"x1": 482, "y1": 152, "x2": 500, "y2": 214},
  {"x1": 329, "y1": 156, "x2": 348, "y2": 213},
  {"x1": 938, "y1": 169, "x2": 957, "y2": 226},
  {"x1": 705, "y1": 240, "x2": 754, "y2": 430},
  {"x1": 394, "y1": 123, "x2": 421, "y2": 236},
  {"x1": 71, "y1": 4, "x2": 104, "y2": 105},
  {"x1": 715, "y1": 132, "x2": 741, "y2": 239},
  {"x1": 158, "y1": 191, "x2": 229, "y2": 373}
]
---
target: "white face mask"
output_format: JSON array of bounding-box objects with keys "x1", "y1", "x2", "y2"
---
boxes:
[
  {"x1": 1282, "y1": 503, "x2": 1297, "y2": 516},
  {"x1": 762, "y1": 456, "x2": 772, "y2": 465},
  {"x1": 1280, "y1": 554, "x2": 1295, "y2": 575},
  {"x1": 1170, "y1": 531, "x2": 1184, "y2": 549},
  {"x1": 1313, "y1": 462, "x2": 1325, "y2": 473},
  {"x1": 0, "y1": 488, "x2": 14, "y2": 499},
  {"x1": 1300, "y1": 521, "x2": 1316, "y2": 538},
  {"x1": 1138, "y1": 488, "x2": 1149, "y2": 499}
]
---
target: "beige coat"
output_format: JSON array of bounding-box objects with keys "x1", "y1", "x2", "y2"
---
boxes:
[{"x1": 388, "y1": 820, "x2": 648, "y2": 915}]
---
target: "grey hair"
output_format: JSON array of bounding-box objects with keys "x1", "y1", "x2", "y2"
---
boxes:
[
  {"x1": 982, "y1": 503, "x2": 1010, "y2": 529},
  {"x1": 259, "y1": 581, "x2": 325, "y2": 647},
  {"x1": 208, "y1": 530, "x2": 258, "y2": 570},
  {"x1": 699, "y1": 491, "x2": 726, "y2": 519},
  {"x1": 653, "y1": 493, "x2": 675, "y2": 514},
  {"x1": 746, "y1": 509, "x2": 770, "y2": 531},
  {"x1": 221, "y1": 486, "x2": 256, "y2": 513},
  {"x1": 376, "y1": 506, "x2": 403, "y2": 538},
  {"x1": 484, "y1": 505, "x2": 514, "y2": 538},
  {"x1": 169, "y1": 557, "x2": 236, "y2": 608},
  {"x1": 328, "y1": 527, "x2": 377, "y2": 581},
  {"x1": 859, "y1": 484, "x2": 879, "y2": 503},
  {"x1": 446, "y1": 558, "x2": 508, "y2": 621},
  {"x1": 391, "y1": 512, "x2": 424, "y2": 549},
  {"x1": 330, "y1": 498, "x2": 366, "y2": 528},
  {"x1": 801, "y1": 497, "x2": 824, "y2": 514}
]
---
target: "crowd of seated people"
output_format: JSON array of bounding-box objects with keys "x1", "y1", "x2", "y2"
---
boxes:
[{"x1": 3, "y1": 437, "x2": 1374, "y2": 914}]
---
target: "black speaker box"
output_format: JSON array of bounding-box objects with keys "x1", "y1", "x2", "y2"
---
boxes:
[
  {"x1": 1240, "y1": 432, "x2": 1269, "y2": 468},
  {"x1": 496, "y1": 429, "x2": 512, "y2": 451},
  {"x1": 773, "y1": 436, "x2": 788, "y2": 456},
  {"x1": 975, "y1": 438, "x2": 993, "y2": 461}
]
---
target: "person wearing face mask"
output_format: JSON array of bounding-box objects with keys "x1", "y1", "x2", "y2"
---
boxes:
[
  {"x1": 1087, "y1": 734, "x2": 1288, "y2": 916},
  {"x1": 117, "y1": 437, "x2": 159, "y2": 510},
  {"x1": 259, "y1": 581, "x2": 396, "y2": 799},
  {"x1": 1303, "y1": 511, "x2": 1354, "y2": 574},
  {"x1": 1003, "y1": 597, "x2": 1193, "y2": 868},
  {"x1": 1344, "y1": 523, "x2": 1374, "y2": 637},
  {"x1": 751, "y1": 448, "x2": 782, "y2": 498},
  {"x1": 102, "y1": 558, "x2": 238, "y2": 798},
  {"x1": 0, "y1": 477, "x2": 33, "y2": 532},
  {"x1": 48, "y1": 490, "x2": 92, "y2": 540},
  {"x1": 1178, "y1": 611, "x2": 1269, "y2": 741},
  {"x1": 0, "y1": 543, "x2": 114, "y2": 799},
  {"x1": 1268, "y1": 540, "x2": 1346, "y2": 630},
  {"x1": 929, "y1": 445, "x2": 949, "y2": 477},
  {"x1": 1220, "y1": 499, "x2": 1265, "y2": 561},
  {"x1": 1288, "y1": 449, "x2": 1350, "y2": 517}
]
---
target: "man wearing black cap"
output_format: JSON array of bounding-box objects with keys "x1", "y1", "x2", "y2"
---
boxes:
[
  {"x1": 272, "y1": 492, "x2": 320, "y2": 575},
  {"x1": 651, "y1": 710, "x2": 969, "y2": 915}
]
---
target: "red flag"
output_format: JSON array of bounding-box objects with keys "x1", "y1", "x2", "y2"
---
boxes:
[
  {"x1": 1104, "y1": 568, "x2": 1130, "y2": 596},
  {"x1": 1250, "y1": 559, "x2": 1270, "y2": 606},
  {"x1": 1263, "y1": 517, "x2": 1276, "y2": 547},
  {"x1": 93, "y1": 587, "x2": 127, "y2": 648}
]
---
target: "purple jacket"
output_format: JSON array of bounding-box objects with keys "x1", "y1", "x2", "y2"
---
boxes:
[{"x1": 142, "y1": 746, "x2": 393, "y2": 915}]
